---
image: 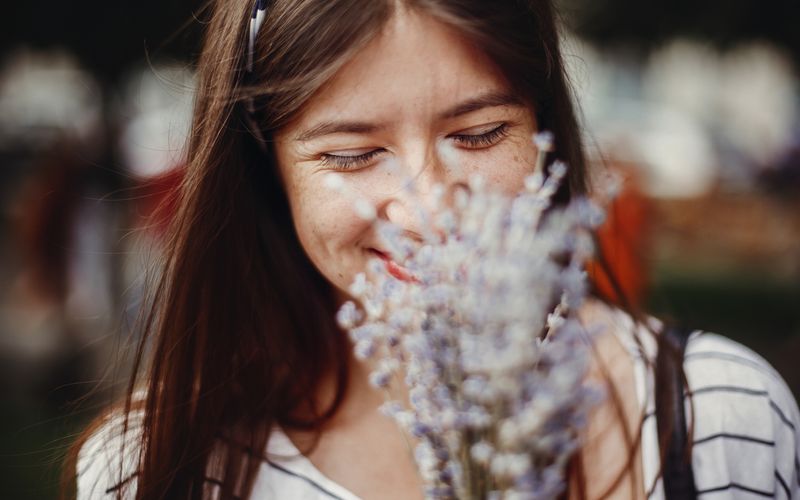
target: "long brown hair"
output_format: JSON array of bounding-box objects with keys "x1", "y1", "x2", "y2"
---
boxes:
[{"x1": 66, "y1": 1, "x2": 687, "y2": 498}]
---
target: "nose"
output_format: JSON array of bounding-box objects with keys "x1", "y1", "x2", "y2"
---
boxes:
[{"x1": 378, "y1": 144, "x2": 468, "y2": 240}]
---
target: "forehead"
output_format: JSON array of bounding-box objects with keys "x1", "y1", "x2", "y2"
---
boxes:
[{"x1": 286, "y1": 9, "x2": 514, "y2": 132}]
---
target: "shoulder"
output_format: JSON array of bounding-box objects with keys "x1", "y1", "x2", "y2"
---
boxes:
[
  {"x1": 682, "y1": 332, "x2": 800, "y2": 498},
  {"x1": 683, "y1": 331, "x2": 797, "y2": 410},
  {"x1": 683, "y1": 331, "x2": 799, "y2": 437},
  {"x1": 578, "y1": 301, "x2": 800, "y2": 497},
  {"x1": 76, "y1": 407, "x2": 143, "y2": 499}
]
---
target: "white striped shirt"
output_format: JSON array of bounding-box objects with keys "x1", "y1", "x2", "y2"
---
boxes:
[
  {"x1": 79, "y1": 311, "x2": 800, "y2": 499},
  {"x1": 611, "y1": 309, "x2": 800, "y2": 499}
]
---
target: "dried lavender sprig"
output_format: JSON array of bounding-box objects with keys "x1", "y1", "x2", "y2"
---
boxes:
[{"x1": 335, "y1": 132, "x2": 607, "y2": 499}]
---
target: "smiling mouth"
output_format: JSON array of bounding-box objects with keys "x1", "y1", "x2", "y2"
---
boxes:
[{"x1": 368, "y1": 249, "x2": 417, "y2": 282}]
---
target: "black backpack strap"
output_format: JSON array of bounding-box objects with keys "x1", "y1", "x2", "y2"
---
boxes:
[{"x1": 654, "y1": 326, "x2": 697, "y2": 500}]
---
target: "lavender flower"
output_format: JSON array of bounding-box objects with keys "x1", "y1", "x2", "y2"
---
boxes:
[{"x1": 336, "y1": 133, "x2": 606, "y2": 499}]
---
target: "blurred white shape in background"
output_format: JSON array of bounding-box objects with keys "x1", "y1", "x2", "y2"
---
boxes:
[
  {"x1": 644, "y1": 39, "x2": 798, "y2": 189},
  {"x1": 563, "y1": 34, "x2": 799, "y2": 198},
  {"x1": 118, "y1": 64, "x2": 195, "y2": 178},
  {"x1": 642, "y1": 40, "x2": 721, "y2": 130},
  {"x1": 114, "y1": 65, "x2": 195, "y2": 347},
  {"x1": 0, "y1": 48, "x2": 102, "y2": 147},
  {"x1": 633, "y1": 105, "x2": 717, "y2": 198},
  {"x1": 716, "y1": 42, "x2": 797, "y2": 168},
  {"x1": 564, "y1": 35, "x2": 717, "y2": 198}
]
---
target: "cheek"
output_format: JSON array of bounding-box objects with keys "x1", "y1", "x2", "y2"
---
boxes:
[
  {"x1": 285, "y1": 173, "x2": 372, "y2": 283},
  {"x1": 290, "y1": 177, "x2": 350, "y2": 248},
  {"x1": 463, "y1": 135, "x2": 538, "y2": 194}
]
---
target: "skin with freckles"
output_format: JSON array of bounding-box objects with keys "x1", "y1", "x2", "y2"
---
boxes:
[{"x1": 273, "y1": 6, "x2": 539, "y2": 299}]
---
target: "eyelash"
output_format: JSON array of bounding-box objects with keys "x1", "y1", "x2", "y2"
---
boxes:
[{"x1": 319, "y1": 123, "x2": 510, "y2": 170}]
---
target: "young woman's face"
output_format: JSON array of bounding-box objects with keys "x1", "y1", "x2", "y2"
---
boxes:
[{"x1": 273, "y1": 8, "x2": 539, "y2": 298}]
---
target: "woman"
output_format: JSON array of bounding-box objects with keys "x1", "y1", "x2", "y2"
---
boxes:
[{"x1": 70, "y1": 0, "x2": 800, "y2": 499}]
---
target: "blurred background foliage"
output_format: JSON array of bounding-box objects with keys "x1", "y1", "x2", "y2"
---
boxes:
[{"x1": 1, "y1": 1, "x2": 798, "y2": 498}]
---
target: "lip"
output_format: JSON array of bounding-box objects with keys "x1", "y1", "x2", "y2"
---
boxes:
[{"x1": 368, "y1": 248, "x2": 417, "y2": 282}]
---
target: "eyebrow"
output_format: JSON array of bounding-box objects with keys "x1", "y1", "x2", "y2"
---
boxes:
[{"x1": 294, "y1": 90, "x2": 524, "y2": 143}]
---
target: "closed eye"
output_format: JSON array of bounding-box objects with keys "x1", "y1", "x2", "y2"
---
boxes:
[
  {"x1": 319, "y1": 148, "x2": 385, "y2": 170},
  {"x1": 318, "y1": 123, "x2": 510, "y2": 171},
  {"x1": 449, "y1": 122, "x2": 509, "y2": 148}
]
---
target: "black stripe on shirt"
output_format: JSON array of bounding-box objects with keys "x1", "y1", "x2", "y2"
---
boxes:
[
  {"x1": 690, "y1": 385, "x2": 768, "y2": 397},
  {"x1": 643, "y1": 386, "x2": 795, "y2": 432},
  {"x1": 693, "y1": 432, "x2": 774, "y2": 447},
  {"x1": 775, "y1": 470, "x2": 791, "y2": 498},
  {"x1": 265, "y1": 460, "x2": 347, "y2": 500},
  {"x1": 795, "y1": 455, "x2": 800, "y2": 486},
  {"x1": 769, "y1": 399, "x2": 797, "y2": 432},
  {"x1": 689, "y1": 385, "x2": 797, "y2": 435},
  {"x1": 696, "y1": 482, "x2": 774, "y2": 497}
]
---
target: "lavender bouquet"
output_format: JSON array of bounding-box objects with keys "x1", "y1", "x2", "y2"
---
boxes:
[{"x1": 335, "y1": 134, "x2": 607, "y2": 499}]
